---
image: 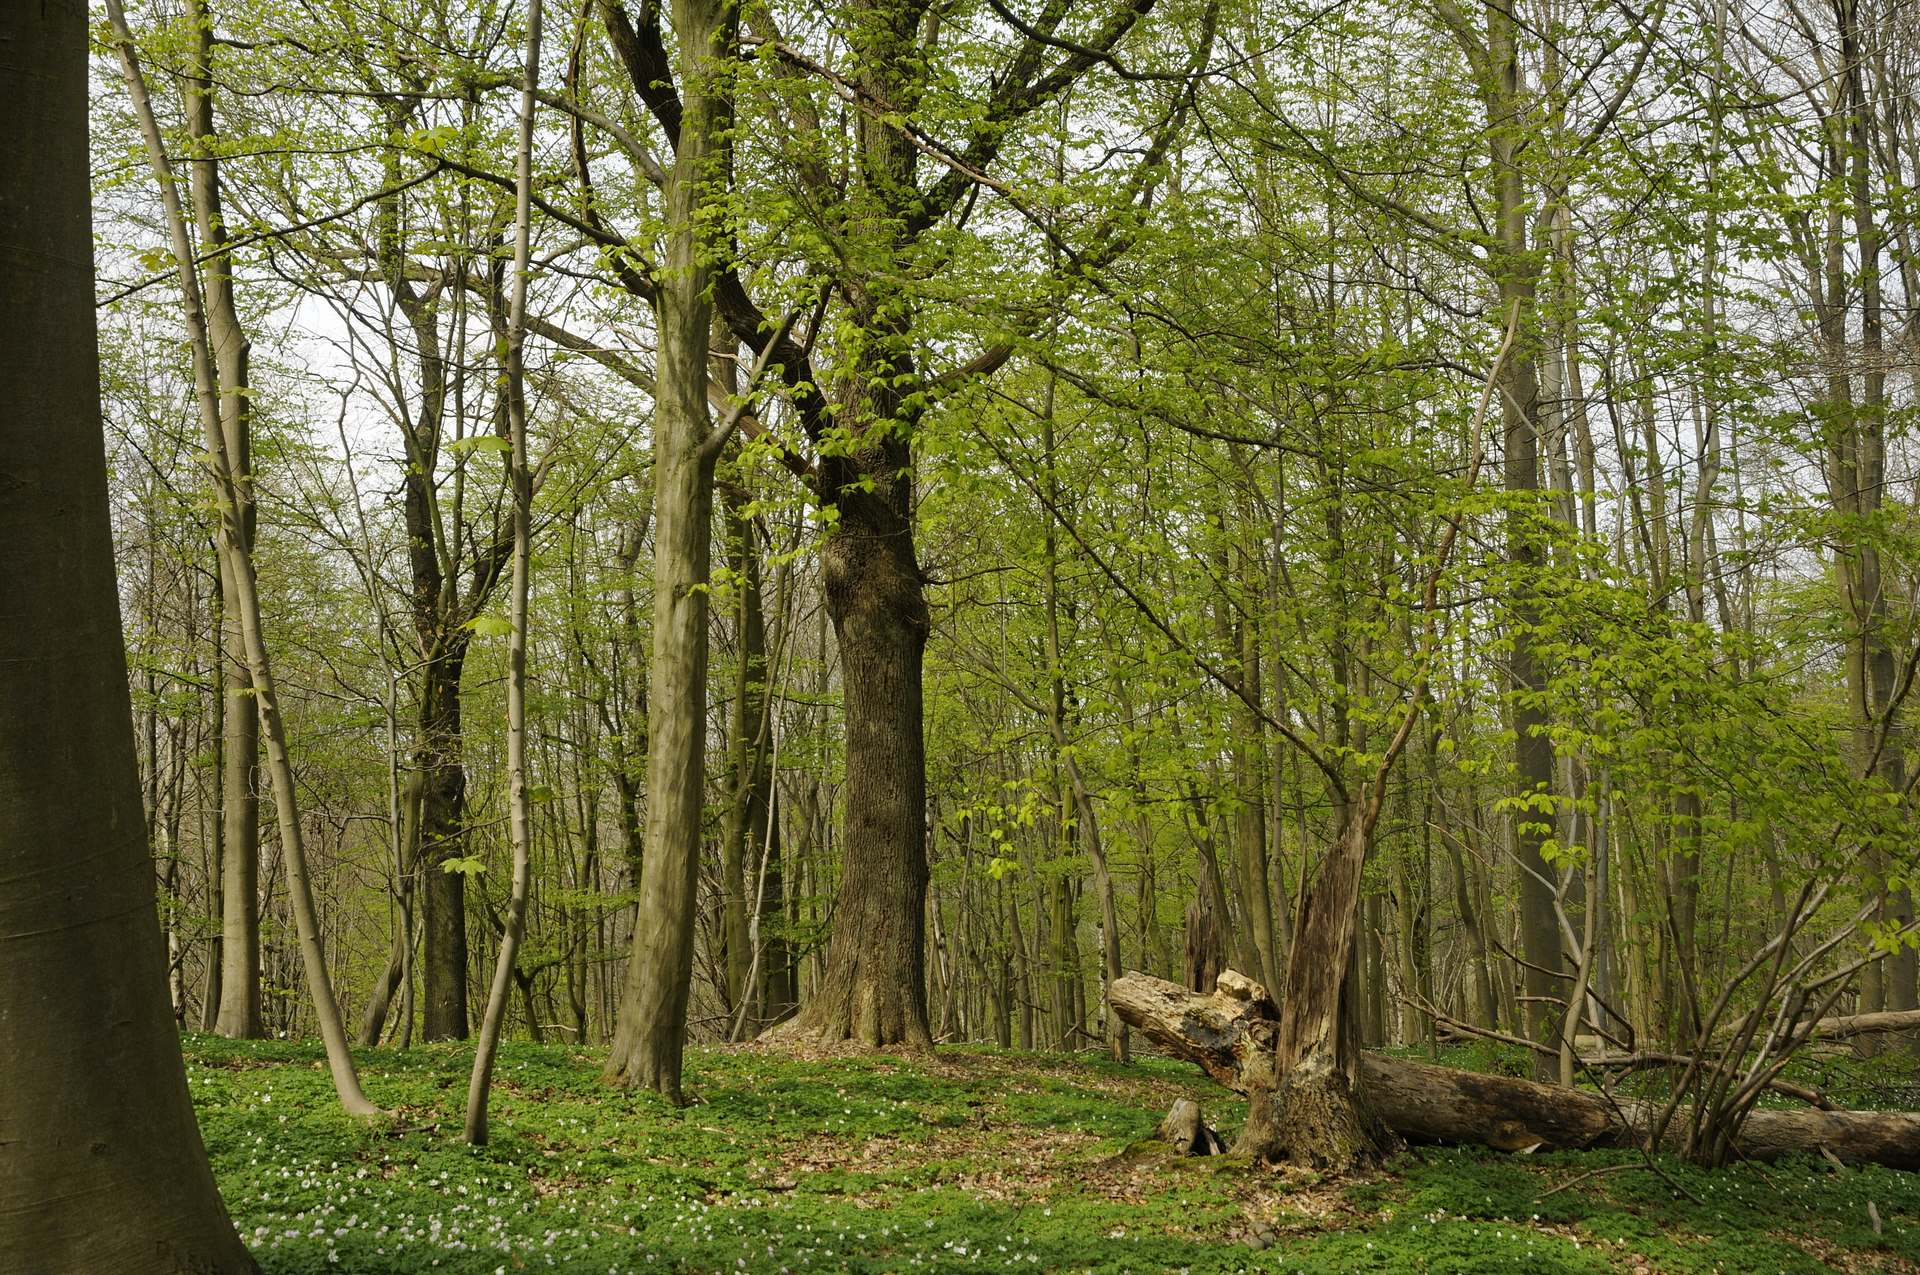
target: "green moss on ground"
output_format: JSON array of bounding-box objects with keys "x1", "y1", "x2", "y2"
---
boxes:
[{"x1": 185, "y1": 1035, "x2": 1920, "y2": 1273}]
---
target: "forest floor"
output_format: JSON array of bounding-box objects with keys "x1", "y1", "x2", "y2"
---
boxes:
[{"x1": 186, "y1": 1033, "x2": 1920, "y2": 1274}]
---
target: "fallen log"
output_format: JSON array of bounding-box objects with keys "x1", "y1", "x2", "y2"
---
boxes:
[
  {"x1": 1721, "y1": 1007, "x2": 1920, "y2": 1046},
  {"x1": 1109, "y1": 971, "x2": 1920, "y2": 1170}
]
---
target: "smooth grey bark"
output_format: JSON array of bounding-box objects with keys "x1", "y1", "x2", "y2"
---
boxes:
[
  {"x1": 603, "y1": 0, "x2": 733, "y2": 1100},
  {"x1": 466, "y1": 1, "x2": 542, "y2": 1144},
  {"x1": 180, "y1": 0, "x2": 264, "y2": 1041},
  {"x1": 0, "y1": 3, "x2": 257, "y2": 1266},
  {"x1": 106, "y1": 0, "x2": 376, "y2": 1116}
]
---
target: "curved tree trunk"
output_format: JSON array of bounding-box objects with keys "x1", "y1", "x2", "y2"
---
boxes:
[
  {"x1": 358, "y1": 774, "x2": 421, "y2": 1045},
  {"x1": 0, "y1": 3, "x2": 257, "y2": 1263},
  {"x1": 106, "y1": 0, "x2": 376, "y2": 1117}
]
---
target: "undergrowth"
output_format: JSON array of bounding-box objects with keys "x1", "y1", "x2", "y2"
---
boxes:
[{"x1": 185, "y1": 1035, "x2": 1920, "y2": 1273}]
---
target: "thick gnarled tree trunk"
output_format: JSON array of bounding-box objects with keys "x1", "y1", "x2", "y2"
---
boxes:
[{"x1": 772, "y1": 496, "x2": 933, "y2": 1049}]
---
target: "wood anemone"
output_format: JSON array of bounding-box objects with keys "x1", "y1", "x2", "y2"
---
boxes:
[{"x1": 1109, "y1": 971, "x2": 1920, "y2": 1171}]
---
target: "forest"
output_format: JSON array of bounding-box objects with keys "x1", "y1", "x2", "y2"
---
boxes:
[{"x1": 7, "y1": 0, "x2": 1920, "y2": 1268}]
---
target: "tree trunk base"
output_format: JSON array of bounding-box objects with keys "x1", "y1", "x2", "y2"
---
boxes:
[
  {"x1": 759, "y1": 997, "x2": 934, "y2": 1053},
  {"x1": 1233, "y1": 1049, "x2": 1399, "y2": 1172},
  {"x1": 1159, "y1": 1098, "x2": 1227, "y2": 1155},
  {"x1": 602, "y1": 1023, "x2": 690, "y2": 1105}
]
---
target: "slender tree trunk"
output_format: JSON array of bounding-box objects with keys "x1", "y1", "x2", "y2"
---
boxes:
[
  {"x1": 180, "y1": 0, "x2": 262, "y2": 1042},
  {"x1": 359, "y1": 775, "x2": 421, "y2": 1045},
  {"x1": 107, "y1": 0, "x2": 376, "y2": 1116},
  {"x1": 1838, "y1": 7, "x2": 1919, "y2": 1032},
  {"x1": 603, "y1": 0, "x2": 731, "y2": 1098},
  {"x1": 466, "y1": 4, "x2": 541, "y2": 1143},
  {"x1": 1487, "y1": 1, "x2": 1562, "y2": 1072},
  {"x1": 1009, "y1": 885, "x2": 1036, "y2": 1049},
  {"x1": 719, "y1": 486, "x2": 766, "y2": 1023}
]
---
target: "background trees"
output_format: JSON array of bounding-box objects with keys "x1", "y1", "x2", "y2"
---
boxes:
[{"x1": 78, "y1": 0, "x2": 1920, "y2": 1169}]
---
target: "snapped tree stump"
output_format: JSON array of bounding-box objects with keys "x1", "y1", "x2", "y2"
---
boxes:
[
  {"x1": 1109, "y1": 971, "x2": 1920, "y2": 1170},
  {"x1": 1159, "y1": 1097, "x2": 1227, "y2": 1155}
]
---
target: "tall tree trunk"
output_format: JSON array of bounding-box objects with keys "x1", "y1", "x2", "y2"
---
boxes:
[
  {"x1": 1231, "y1": 604, "x2": 1282, "y2": 997},
  {"x1": 721, "y1": 474, "x2": 782, "y2": 1033},
  {"x1": 1838, "y1": 2, "x2": 1918, "y2": 1031},
  {"x1": 1486, "y1": 0, "x2": 1562, "y2": 1073},
  {"x1": 603, "y1": 0, "x2": 731, "y2": 1098},
  {"x1": 107, "y1": 0, "x2": 376, "y2": 1117},
  {"x1": 776, "y1": 489, "x2": 934, "y2": 1047},
  {"x1": 718, "y1": 487, "x2": 765, "y2": 1023},
  {"x1": 466, "y1": 4, "x2": 541, "y2": 1143},
  {"x1": 181, "y1": 0, "x2": 262, "y2": 1042},
  {"x1": 1, "y1": 4, "x2": 257, "y2": 1260}
]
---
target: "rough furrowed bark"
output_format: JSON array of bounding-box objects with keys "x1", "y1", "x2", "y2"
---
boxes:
[
  {"x1": 418, "y1": 658, "x2": 472, "y2": 1041},
  {"x1": 763, "y1": 502, "x2": 934, "y2": 1052},
  {"x1": 1111, "y1": 972, "x2": 1920, "y2": 1170}
]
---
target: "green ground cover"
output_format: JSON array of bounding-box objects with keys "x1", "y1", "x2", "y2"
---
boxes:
[{"x1": 185, "y1": 1035, "x2": 1920, "y2": 1273}]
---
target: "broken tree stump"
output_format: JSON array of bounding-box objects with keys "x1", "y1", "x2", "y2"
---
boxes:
[
  {"x1": 1158, "y1": 1097, "x2": 1227, "y2": 1155},
  {"x1": 1109, "y1": 970, "x2": 1920, "y2": 1170},
  {"x1": 1184, "y1": 895, "x2": 1224, "y2": 994}
]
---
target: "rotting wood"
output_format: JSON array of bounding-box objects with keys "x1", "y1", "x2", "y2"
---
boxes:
[{"x1": 1111, "y1": 971, "x2": 1920, "y2": 1170}]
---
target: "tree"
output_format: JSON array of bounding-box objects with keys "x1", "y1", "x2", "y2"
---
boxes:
[
  {"x1": 105, "y1": 0, "x2": 377, "y2": 1117},
  {"x1": 179, "y1": 0, "x2": 264, "y2": 1040},
  {"x1": 732, "y1": 0, "x2": 1183, "y2": 1051},
  {"x1": 465, "y1": 0, "x2": 543, "y2": 1144},
  {"x1": 601, "y1": 0, "x2": 747, "y2": 1099},
  {"x1": 0, "y1": 2, "x2": 256, "y2": 1267}
]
